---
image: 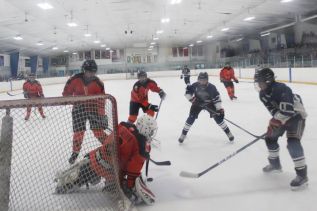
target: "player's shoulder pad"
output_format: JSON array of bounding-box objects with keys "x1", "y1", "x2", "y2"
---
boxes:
[{"x1": 66, "y1": 72, "x2": 84, "y2": 84}]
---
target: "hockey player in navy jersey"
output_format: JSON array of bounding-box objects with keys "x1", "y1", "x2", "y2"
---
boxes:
[
  {"x1": 178, "y1": 72, "x2": 234, "y2": 143},
  {"x1": 180, "y1": 65, "x2": 191, "y2": 85},
  {"x1": 254, "y1": 68, "x2": 308, "y2": 190}
]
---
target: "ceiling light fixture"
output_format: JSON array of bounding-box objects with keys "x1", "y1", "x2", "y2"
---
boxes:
[
  {"x1": 221, "y1": 27, "x2": 230, "y2": 32},
  {"x1": 207, "y1": 35, "x2": 213, "y2": 39},
  {"x1": 13, "y1": 35, "x2": 23, "y2": 40},
  {"x1": 243, "y1": 16, "x2": 255, "y2": 21},
  {"x1": 63, "y1": 50, "x2": 69, "y2": 53},
  {"x1": 153, "y1": 37, "x2": 159, "y2": 40},
  {"x1": 84, "y1": 33, "x2": 92, "y2": 37},
  {"x1": 161, "y1": 18, "x2": 170, "y2": 23},
  {"x1": 280, "y1": 0, "x2": 293, "y2": 3},
  {"x1": 101, "y1": 44, "x2": 106, "y2": 47},
  {"x1": 37, "y1": 2, "x2": 53, "y2": 10},
  {"x1": 52, "y1": 46, "x2": 58, "y2": 50},
  {"x1": 260, "y1": 32, "x2": 270, "y2": 37},
  {"x1": 236, "y1": 38, "x2": 243, "y2": 42},
  {"x1": 156, "y1": 30, "x2": 164, "y2": 34},
  {"x1": 150, "y1": 42, "x2": 156, "y2": 45},
  {"x1": 36, "y1": 42, "x2": 44, "y2": 45},
  {"x1": 170, "y1": 0, "x2": 182, "y2": 5},
  {"x1": 189, "y1": 44, "x2": 194, "y2": 47},
  {"x1": 106, "y1": 47, "x2": 110, "y2": 50},
  {"x1": 196, "y1": 40, "x2": 202, "y2": 43},
  {"x1": 93, "y1": 40, "x2": 100, "y2": 44},
  {"x1": 67, "y1": 10, "x2": 77, "y2": 27},
  {"x1": 72, "y1": 52, "x2": 77, "y2": 55}
]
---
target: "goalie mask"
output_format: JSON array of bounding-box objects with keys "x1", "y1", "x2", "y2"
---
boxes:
[{"x1": 136, "y1": 115, "x2": 158, "y2": 139}]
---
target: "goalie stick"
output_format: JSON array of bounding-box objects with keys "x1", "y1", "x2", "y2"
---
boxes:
[{"x1": 179, "y1": 133, "x2": 266, "y2": 178}]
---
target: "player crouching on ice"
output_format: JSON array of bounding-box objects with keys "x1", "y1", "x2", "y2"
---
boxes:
[{"x1": 54, "y1": 114, "x2": 158, "y2": 205}]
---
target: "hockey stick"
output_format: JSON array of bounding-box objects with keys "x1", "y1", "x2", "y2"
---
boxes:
[
  {"x1": 150, "y1": 158, "x2": 171, "y2": 166},
  {"x1": 180, "y1": 133, "x2": 266, "y2": 178},
  {"x1": 155, "y1": 98, "x2": 163, "y2": 120},
  {"x1": 204, "y1": 106, "x2": 262, "y2": 139},
  {"x1": 6, "y1": 91, "x2": 24, "y2": 96}
]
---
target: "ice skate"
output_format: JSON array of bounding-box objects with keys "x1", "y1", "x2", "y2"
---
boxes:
[
  {"x1": 263, "y1": 158, "x2": 282, "y2": 173},
  {"x1": 178, "y1": 134, "x2": 186, "y2": 143}
]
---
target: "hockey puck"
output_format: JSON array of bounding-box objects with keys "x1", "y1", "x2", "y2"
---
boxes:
[{"x1": 147, "y1": 177, "x2": 153, "y2": 182}]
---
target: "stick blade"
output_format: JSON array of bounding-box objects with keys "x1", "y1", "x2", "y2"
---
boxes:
[{"x1": 179, "y1": 171, "x2": 199, "y2": 178}]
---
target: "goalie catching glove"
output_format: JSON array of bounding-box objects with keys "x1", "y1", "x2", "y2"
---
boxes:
[{"x1": 122, "y1": 176, "x2": 155, "y2": 206}]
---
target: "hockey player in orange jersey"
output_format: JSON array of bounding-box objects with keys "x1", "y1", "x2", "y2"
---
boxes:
[
  {"x1": 22, "y1": 73, "x2": 46, "y2": 120},
  {"x1": 128, "y1": 70, "x2": 166, "y2": 123},
  {"x1": 220, "y1": 63, "x2": 239, "y2": 100}
]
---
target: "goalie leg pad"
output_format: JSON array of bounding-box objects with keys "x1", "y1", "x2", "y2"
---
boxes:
[
  {"x1": 135, "y1": 177, "x2": 155, "y2": 205},
  {"x1": 55, "y1": 158, "x2": 90, "y2": 194}
]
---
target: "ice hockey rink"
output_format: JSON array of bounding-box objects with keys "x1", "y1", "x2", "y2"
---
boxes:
[{"x1": 0, "y1": 74, "x2": 316, "y2": 211}]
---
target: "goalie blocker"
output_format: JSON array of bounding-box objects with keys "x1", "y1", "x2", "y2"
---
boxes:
[{"x1": 54, "y1": 114, "x2": 158, "y2": 206}]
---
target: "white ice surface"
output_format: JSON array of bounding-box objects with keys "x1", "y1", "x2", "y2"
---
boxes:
[{"x1": 1, "y1": 76, "x2": 316, "y2": 211}]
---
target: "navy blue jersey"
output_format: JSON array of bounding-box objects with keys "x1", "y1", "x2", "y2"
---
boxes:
[
  {"x1": 186, "y1": 82, "x2": 222, "y2": 109},
  {"x1": 182, "y1": 67, "x2": 190, "y2": 76},
  {"x1": 259, "y1": 82, "x2": 307, "y2": 123}
]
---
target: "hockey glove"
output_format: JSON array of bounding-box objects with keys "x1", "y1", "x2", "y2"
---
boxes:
[
  {"x1": 159, "y1": 89, "x2": 166, "y2": 100},
  {"x1": 23, "y1": 92, "x2": 29, "y2": 99},
  {"x1": 234, "y1": 79, "x2": 239, "y2": 83},
  {"x1": 148, "y1": 104, "x2": 159, "y2": 112},
  {"x1": 216, "y1": 108, "x2": 225, "y2": 119},
  {"x1": 266, "y1": 118, "x2": 283, "y2": 139}
]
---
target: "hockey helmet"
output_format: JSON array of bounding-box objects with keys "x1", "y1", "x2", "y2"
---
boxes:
[
  {"x1": 137, "y1": 70, "x2": 147, "y2": 79},
  {"x1": 254, "y1": 68, "x2": 275, "y2": 83},
  {"x1": 198, "y1": 72, "x2": 208, "y2": 81},
  {"x1": 254, "y1": 68, "x2": 275, "y2": 91},
  {"x1": 136, "y1": 115, "x2": 158, "y2": 139},
  {"x1": 82, "y1": 60, "x2": 98, "y2": 72},
  {"x1": 28, "y1": 73, "x2": 36, "y2": 80}
]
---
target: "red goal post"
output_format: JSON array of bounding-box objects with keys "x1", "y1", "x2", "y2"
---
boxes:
[{"x1": 0, "y1": 95, "x2": 134, "y2": 211}]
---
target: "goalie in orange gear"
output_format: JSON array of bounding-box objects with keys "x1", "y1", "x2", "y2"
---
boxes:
[
  {"x1": 220, "y1": 63, "x2": 239, "y2": 100},
  {"x1": 54, "y1": 115, "x2": 158, "y2": 206},
  {"x1": 128, "y1": 70, "x2": 166, "y2": 123}
]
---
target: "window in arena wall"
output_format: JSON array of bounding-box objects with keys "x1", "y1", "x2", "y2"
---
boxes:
[
  {"x1": 95, "y1": 50, "x2": 101, "y2": 59},
  {"x1": 184, "y1": 48, "x2": 189, "y2": 57},
  {"x1": 172, "y1": 47, "x2": 177, "y2": 57},
  {"x1": 79, "y1": 52, "x2": 84, "y2": 61},
  {"x1": 85, "y1": 51, "x2": 91, "y2": 59}
]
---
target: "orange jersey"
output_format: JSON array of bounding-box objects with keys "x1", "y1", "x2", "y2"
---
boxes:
[
  {"x1": 220, "y1": 67, "x2": 238, "y2": 82},
  {"x1": 131, "y1": 79, "x2": 161, "y2": 107},
  {"x1": 62, "y1": 73, "x2": 105, "y2": 115},
  {"x1": 89, "y1": 122, "x2": 150, "y2": 188},
  {"x1": 23, "y1": 80, "x2": 44, "y2": 98}
]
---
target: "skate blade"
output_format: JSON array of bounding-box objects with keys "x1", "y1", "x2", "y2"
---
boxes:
[
  {"x1": 263, "y1": 169, "x2": 283, "y2": 174},
  {"x1": 291, "y1": 182, "x2": 308, "y2": 191}
]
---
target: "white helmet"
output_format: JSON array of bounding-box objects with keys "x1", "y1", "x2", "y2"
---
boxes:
[{"x1": 136, "y1": 115, "x2": 158, "y2": 138}]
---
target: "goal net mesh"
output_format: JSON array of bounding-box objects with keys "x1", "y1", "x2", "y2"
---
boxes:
[{"x1": 0, "y1": 95, "x2": 132, "y2": 211}]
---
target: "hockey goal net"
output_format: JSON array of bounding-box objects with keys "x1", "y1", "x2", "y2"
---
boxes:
[{"x1": 0, "y1": 94, "x2": 133, "y2": 211}]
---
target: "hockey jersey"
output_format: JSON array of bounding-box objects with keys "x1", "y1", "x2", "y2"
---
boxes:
[
  {"x1": 186, "y1": 82, "x2": 222, "y2": 110},
  {"x1": 259, "y1": 82, "x2": 307, "y2": 124},
  {"x1": 130, "y1": 79, "x2": 161, "y2": 107}
]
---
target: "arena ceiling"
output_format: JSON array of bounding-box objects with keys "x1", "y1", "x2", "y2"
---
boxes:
[{"x1": 0, "y1": 0, "x2": 316, "y2": 56}]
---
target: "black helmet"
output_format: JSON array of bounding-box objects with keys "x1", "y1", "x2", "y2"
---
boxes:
[
  {"x1": 82, "y1": 60, "x2": 97, "y2": 72},
  {"x1": 137, "y1": 70, "x2": 147, "y2": 79},
  {"x1": 254, "y1": 68, "x2": 275, "y2": 83},
  {"x1": 198, "y1": 72, "x2": 208, "y2": 81},
  {"x1": 29, "y1": 72, "x2": 36, "y2": 77}
]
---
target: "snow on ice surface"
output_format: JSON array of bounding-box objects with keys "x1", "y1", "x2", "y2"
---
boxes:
[{"x1": 1, "y1": 75, "x2": 316, "y2": 211}]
